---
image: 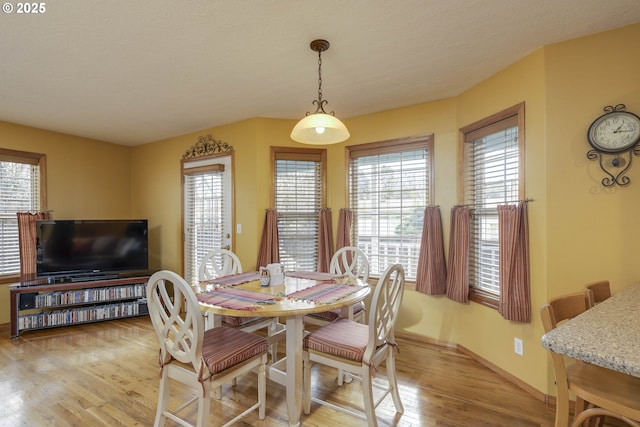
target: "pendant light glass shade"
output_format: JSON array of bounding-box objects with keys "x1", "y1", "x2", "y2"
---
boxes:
[
  {"x1": 291, "y1": 39, "x2": 349, "y2": 145},
  {"x1": 290, "y1": 112, "x2": 350, "y2": 145}
]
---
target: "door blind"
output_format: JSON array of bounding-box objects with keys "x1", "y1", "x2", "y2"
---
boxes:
[{"x1": 184, "y1": 165, "x2": 224, "y2": 287}]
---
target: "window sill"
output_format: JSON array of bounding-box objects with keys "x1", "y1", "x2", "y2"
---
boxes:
[
  {"x1": 0, "y1": 274, "x2": 20, "y2": 285},
  {"x1": 469, "y1": 288, "x2": 499, "y2": 310},
  {"x1": 384, "y1": 281, "x2": 495, "y2": 305}
]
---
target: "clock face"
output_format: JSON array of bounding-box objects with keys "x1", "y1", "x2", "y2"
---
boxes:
[{"x1": 587, "y1": 111, "x2": 640, "y2": 153}]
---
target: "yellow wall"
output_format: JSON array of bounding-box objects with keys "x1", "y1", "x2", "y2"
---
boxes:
[
  {"x1": 3, "y1": 22, "x2": 640, "y2": 400},
  {"x1": 544, "y1": 23, "x2": 640, "y2": 291}
]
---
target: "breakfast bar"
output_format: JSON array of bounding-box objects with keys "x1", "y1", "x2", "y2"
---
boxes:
[{"x1": 541, "y1": 281, "x2": 640, "y2": 378}]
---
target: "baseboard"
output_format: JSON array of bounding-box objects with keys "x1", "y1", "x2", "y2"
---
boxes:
[{"x1": 396, "y1": 330, "x2": 553, "y2": 405}]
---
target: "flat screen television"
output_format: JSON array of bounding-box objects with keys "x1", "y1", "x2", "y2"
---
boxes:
[{"x1": 35, "y1": 219, "x2": 149, "y2": 281}]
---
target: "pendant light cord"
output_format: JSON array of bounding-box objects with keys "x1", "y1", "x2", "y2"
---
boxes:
[{"x1": 317, "y1": 48, "x2": 323, "y2": 104}]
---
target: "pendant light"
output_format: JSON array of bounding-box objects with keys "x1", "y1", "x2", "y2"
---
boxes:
[{"x1": 290, "y1": 39, "x2": 350, "y2": 145}]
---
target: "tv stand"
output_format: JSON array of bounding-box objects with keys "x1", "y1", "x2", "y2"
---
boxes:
[{"x1": 9, "y1": 276, "x2": 149, "y2": 338}]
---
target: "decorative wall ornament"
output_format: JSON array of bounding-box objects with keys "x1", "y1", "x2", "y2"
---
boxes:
[{"x1": 182, "y1": 134, "x2": 233, "y2": 159}]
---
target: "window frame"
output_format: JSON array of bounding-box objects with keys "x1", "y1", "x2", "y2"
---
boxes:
[
  {"x1": 459, "y1": 103, "x2": 525, "y2": 308},
  {"x1": 346, "y1": 135, "x2": 434, "y2": 283},
  {"x1": 0, "y1": 148, "x2": 47, "y2": 284},
  {"x1": 271, "y1": 146, "x2": 327, "y2": 272}
]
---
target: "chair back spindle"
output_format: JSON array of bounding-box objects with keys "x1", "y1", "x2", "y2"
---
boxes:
[
  {"x1": 198, "y1": 248, "x2": 243, "y2": 281},
  {"x1": 330, "y1": 246, "x2": 370, "y2": 283},
  {"x1": 368, "y1": 264, "x2": 404, "y2": 353},
  {"x1": 147, "y1": 270, "x2": 205, "y2": 371}
]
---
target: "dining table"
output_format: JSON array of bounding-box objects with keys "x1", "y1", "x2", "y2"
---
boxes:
[
  {"x1": 540, "y1": 281, "x2": 640, "y2": 378},
  {"x1": 197, "y1": 270, "x2": 371, "y2": 427}
]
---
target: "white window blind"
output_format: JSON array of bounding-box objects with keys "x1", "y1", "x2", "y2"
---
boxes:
[
  {"x1": 349, "y1": 137, "x2": 431, "y2": 280},
  {"x1": 183, "y1": 163, "x2": 224, "y2": 287},
  {"x1": 0, "y1": 155, "x2": 41, "y2": 277},
  {"x1": 274, "y1": 155, "x2": 322, "y2": 272},
  {"x1": 464, "y1": 115, "x2": 520, "y2": 295}
]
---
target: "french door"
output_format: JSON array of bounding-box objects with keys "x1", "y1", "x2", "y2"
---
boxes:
[{"x1": 183, "y1": 154, "x2": 232, "y2": 287}]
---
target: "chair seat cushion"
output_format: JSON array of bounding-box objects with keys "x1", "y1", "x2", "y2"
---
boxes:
[
  {"x1": 303, "y1": 318, "x2": 368, "y2": 362},
  {"x1": 202, "y1": 326, "x2": 269, "y2": 374},
  {"x1": 222, "y1": 315, "x2": 263, "y2": 327},
  {"x1": 306, "y1": 301, "x2": 365, "y2": 322}
]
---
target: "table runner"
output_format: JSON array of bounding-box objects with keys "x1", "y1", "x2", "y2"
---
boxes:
[
  {"x1": 286, "y1": 271, "x2": 340, "y2": 280},
  {"x1": 197, "y1": 287, "x2": 276, "y2": 311},
  {"x1": 205, "y1": 271, "x2": 261, "y2": 286},
  {"x1": 286, "y1": 281, "x2": 361, "y2": 304}
]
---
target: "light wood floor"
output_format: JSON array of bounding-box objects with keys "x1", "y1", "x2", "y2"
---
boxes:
[{"x1": 0, "y1": 317, "x2": 557, "y2": 426}]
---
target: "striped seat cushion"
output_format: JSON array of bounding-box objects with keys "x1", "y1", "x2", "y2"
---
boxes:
[
  {"x1": 303, "y1": 318, "x2": 368, "y2": 362},
  {"x1": 201, "y1": 326, "x2": 269, "y2": 374},
  {"x1": 307, "y1": 301, "x2": 365, "y2": 322},
  {"x1": 221, "y1": 315, "x2": 263, "y2": 327}
]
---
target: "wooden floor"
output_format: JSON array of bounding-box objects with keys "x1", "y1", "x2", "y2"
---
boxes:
[{"x1": 0, "y1": 317, "x2": 557, "y2": 426}]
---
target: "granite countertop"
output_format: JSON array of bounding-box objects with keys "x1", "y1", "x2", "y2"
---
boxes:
[{"x1": 541, "y1": 281, "x2": 640, "y2": 378}]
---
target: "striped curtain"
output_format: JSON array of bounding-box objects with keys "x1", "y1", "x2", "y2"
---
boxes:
[
  {"x1": 335, "y1": 208, "x2": 353, "y2": 270},
  {"x1": 17, "y1": 211, "x2": 51, "y2": 281},
  {"x1": 335, "y1": 208, "x2": 353, "y2": 250},
  {"x1": 317, "y1": 208, "x2": 333, "y2": 272},
  {"x1": 498, "y1": 202, "x2": 531, "y2": 322},
  {"x1": 256, "y1": 209, "x2": 279, "y2": 268},
  {"x1": 415, "y1": 206, "x2": 447, "y2": 295},
  {"x1": 445, "y1": 206, "x2": 470, "y2": 303}
]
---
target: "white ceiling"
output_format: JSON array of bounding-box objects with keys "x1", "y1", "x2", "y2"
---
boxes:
[{"x1": 2, "y1": 0, "x2": 640, "y2": 146}]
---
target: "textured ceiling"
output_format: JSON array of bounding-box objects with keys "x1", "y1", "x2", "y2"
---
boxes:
[{"x1": 1, "y1": 0, "x2": 640, "y2": 146}]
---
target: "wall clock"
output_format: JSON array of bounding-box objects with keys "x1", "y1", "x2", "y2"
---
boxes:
[{"x1": 586, "y1": 104, "x2": 640, "y2": 187}]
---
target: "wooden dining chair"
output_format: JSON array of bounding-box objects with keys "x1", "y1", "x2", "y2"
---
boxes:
[
  {"x1": 303, "y1": 264, "x2": 405, "y2": 427},
  {"x1": 303, "y1": 246, "x2": 369, "y2": 326},
  {"x1": 198, "y1": 248, "x2": 281, "y2": 362},
  {"x1": 585, "y1": 280, "x2": 611, "y2": 304},
  {"x1": 540, "y1": 289, "x2": 640, "y2": 427},
  {"x1": 146, "y1": 270, "x2": 269, "y2": 427}
]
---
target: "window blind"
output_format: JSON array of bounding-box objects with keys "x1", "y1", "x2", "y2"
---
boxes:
[
  {"x1": 274, "y1": 158, "x2": 322, "y2": 271},
  {"x1": 464, "y1": 118, "x2": 519, "y2": 294},
  {"x1": 183, "y1": 165, "x2": 224, "y2": 287},
  {"x1": 0, "y1": 159, "x2": 41, "y2": 276},
  {"x1": 349, "y1": 140, "x2": 430, "y2": 280}
]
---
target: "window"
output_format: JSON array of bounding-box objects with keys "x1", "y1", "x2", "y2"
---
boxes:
[
  {"x1": 0, "y1": 148, "x2": 46, "y2": 282},
  {"x1": 348, "y1": 136, "x2": 433, "y2": 281},
  {"x1": 461, "y1": 103, "x2": 524, "y2": 305},
  {"x1": 182, "y1": 154, "x2": 232, "y2": 288},
  {"x1": 272, "y1": 147, "x2": 326, "y2": 272}
]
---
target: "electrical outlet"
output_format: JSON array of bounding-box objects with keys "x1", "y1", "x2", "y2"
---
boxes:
[{"x1": 514, "y1": 337, "x2": 524, "y2": 356}]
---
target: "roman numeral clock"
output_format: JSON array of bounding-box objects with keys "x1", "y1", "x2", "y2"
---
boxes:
[{"x1": 586, "y1": 104, "x2": 640, "y2": 187}]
